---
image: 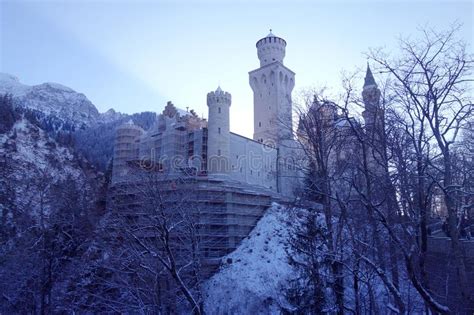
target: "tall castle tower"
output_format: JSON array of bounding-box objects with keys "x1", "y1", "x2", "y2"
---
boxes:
[
  {"x1": 249, "y1": 30, "x2": 295, "y2": 146},
  {"x1": 362, "y1": 63, "x2": 387, "y2": 177},
  {"x1": 362, "y1": 64, "x2": 383, "y2": 138},
  {"x1": 207, "y1": 86, "x2": 231, "y2": 176}
]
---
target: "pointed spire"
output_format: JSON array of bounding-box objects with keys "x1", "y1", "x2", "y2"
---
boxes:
[
  {"x1": 364, "y1": 62, "x2": 377, "y2": 88},
  {"x1": 216, "y1": 86, "x2": 222, "y2": 93}
]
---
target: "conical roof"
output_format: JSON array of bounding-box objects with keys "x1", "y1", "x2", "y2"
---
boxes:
[{"x1": 364, "y1": 63, "x2": 377, "y2": 87}]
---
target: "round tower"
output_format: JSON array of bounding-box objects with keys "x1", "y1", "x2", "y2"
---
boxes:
[
  {"x1": 250, "y1": 30, "x2": 294, "y2": 145},
  {"x1": 207, "y1": 86, "x2": 231, "y2": 176},
  {"x1": 256, "y1": 30, "x2": 287, "y2": 67},
  {"x1": 112, "y1": 121, "x2": 144, "y2": 184}
]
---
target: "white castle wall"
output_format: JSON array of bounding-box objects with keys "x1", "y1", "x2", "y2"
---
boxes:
[{"x1": 228, "y1": 133, "x2": 278, "y2": 191}]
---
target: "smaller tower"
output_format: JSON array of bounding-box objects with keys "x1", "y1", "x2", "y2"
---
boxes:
[
  {"x1": 112, "y1": 121, "x2": 144, "y2": 184},
  {"x1": 207, "y1": 86, "x2": 231, "y2": 176}
]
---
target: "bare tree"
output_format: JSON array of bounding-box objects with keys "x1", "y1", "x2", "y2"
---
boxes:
[
  {"x1": 369, "y1": 23, "x2": 473, "y2": 309},
  {"x1": 105, "y1": 165, "x2": 205, "y2": 314}
]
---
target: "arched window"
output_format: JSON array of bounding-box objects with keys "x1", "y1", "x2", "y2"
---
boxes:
[
  {"x1": 259, "y1": 122, "x2": 262, "y2": 127},
  {"x1": 218, "y1": 127, "x2": 221, "y2": 134},
  {"x1": 218, "y1": 107, "x2": 221, "y2": 113}
]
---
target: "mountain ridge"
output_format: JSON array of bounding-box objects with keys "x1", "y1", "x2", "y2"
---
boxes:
[{"x1": 0, "y1": 72, "x2": 122, "y2": 129}]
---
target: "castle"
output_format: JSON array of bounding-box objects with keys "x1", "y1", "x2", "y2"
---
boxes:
[
  {"x1": 109, "y1": 31, "x2": 387, "y2": 273},
  {"x1": 109, "y1": 31, "x2": 474, "y2": 309},
  {"x1": 112, "y1": 30, "x2": 301, "y2": 197},
  {"x1": 110, "y1": 31, "x2": 302, "y2": 273}
]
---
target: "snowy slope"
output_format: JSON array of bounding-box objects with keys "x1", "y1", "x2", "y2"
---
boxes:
[
  {"x1": 0, "y1": 73, "x2": 100, "y2": 128},
  {"x1": 0, "y1": 118, "x2": 95, "y2": 217},
  {"x1": 204, "y1": 203, "x2": 295, "y2": 314}
]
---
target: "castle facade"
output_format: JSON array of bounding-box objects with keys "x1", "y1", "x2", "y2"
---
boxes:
[{"x1": 112, "y1": 31, "x2": 301, "y2": 197}]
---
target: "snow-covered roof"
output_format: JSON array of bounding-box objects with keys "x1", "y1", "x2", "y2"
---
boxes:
[{"x1": 176, "y1": 107, "x2": 191, "y2": 117}]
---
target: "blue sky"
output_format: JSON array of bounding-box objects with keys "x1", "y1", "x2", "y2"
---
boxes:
[{"x1": 1, "y1": 0, "x2": 472, "y2": 137}]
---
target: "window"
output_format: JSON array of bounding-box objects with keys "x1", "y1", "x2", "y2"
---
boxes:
[
  {"x1": 218, "y1": 107, "x2": 221, "y2": 113},
  {"x1": 218, "y1": 127, "x2": 221, "y2": 134},
  {"x1": 218, "y1": 149, "x2": 221, "y2": 156},
  {"x1": 259, "y1": 122, "x2": 262, "y2": 127}
]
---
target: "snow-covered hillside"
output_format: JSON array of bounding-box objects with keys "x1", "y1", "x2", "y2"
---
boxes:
[
  {"x1": 0, "y1": 117, "x2": 97, "y2": 217},
  {"x1": 204, "y1": 203, "x2": 295, "y2": 314},
  {"x1": 0, "y1": 73, "x2": 102, "y2": 129}
]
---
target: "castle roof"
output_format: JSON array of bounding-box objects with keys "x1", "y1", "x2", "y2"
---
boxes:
[{"x1": 364, "y1": 63, "x2": 377, "y2": 88}]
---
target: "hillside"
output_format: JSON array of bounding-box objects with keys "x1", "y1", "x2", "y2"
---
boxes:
[{"x1": 204, "y1": 203, "x2": 295, "y2": 314}]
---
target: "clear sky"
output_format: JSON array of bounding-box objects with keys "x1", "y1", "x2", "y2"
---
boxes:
[{"x1": 1, "y1": 0, "x2": 472, "y2": 137}]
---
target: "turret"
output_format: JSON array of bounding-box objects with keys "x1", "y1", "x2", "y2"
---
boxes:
[
  {"x1": 207, "y1": 86, "x2": 231, "y2": 175},
  {"x1": 256, "y1": 30, "x2": 287, "y2": 67},
  {"x1": 112, "y1": 121, "x2": 144, "y2": 184},
  {"x1": 362, "y1": 63, "x2": 381, "y2": 109},
  {"x1": 362, "y1": 64, "x2": 383, "y2": 131}
]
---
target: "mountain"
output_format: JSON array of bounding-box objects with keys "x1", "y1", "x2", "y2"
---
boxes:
[
  {"x1": 0, "y1": 73, "x2": 159, "y2": 170},
  {"x1": 0, "y1": 73, "x2": 101, "y2": 130},
  {"x1": 0, "y1": 96, "x2": 109, "y2": 312},
  {"x1": 0, "y1": 105, "x2": 103, "y2": 220}
]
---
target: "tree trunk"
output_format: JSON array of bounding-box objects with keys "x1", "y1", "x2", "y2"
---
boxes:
[{"x1": 444, "y1": 153, "x2": 470, "y2": 307}]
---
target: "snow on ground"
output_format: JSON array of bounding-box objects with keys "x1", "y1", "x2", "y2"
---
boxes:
[
  {"x1": 204, "y1": 203, "x2": 294, "y2": 315},
  {"x1": 0, "y1": 118, "x2": 90, "y2": 218},
  {"x1": 5, "y1": 118, "x2": 80, "y2": 179}
]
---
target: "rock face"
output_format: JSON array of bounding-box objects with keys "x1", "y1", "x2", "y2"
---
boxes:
[{"x1": 0, "y1": 73, "x2": 100, "y2": 129}]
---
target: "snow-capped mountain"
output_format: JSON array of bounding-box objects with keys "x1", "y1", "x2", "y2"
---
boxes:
[
  {"x1": 0, "y1": 73, "x2": 101, "y2": 129},
  {"x1": 0, "y1": 73, "x2": 160, "y2": 170}
]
